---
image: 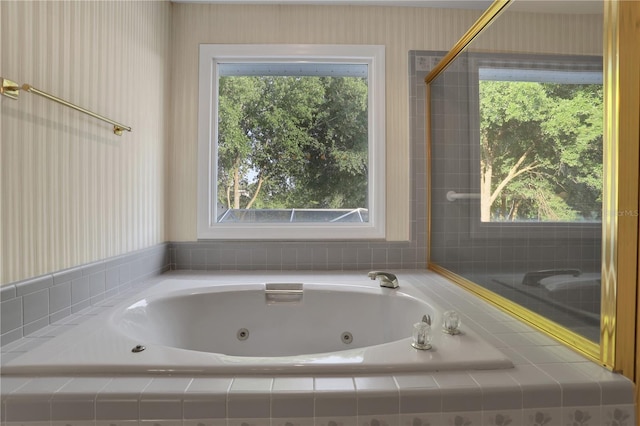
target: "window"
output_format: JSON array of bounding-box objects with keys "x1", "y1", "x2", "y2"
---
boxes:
[
  {"x1": 197, "y1": 45, "x2": 385, "y2": 240},
  {"x1": 476, "y1": 65, "x2": 603, "y2": 224},
  {"x1": 457, "y1": 54, "x2": 604, "y2": 238}
]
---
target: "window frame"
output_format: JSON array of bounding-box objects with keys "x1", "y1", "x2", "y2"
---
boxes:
[{"x1": 197, "y1": 44, "x2": 386, "y2": 240}]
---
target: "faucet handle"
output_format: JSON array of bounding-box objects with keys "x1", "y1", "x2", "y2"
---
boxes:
[{"x1": 422, "y1": 314, "x2": 431, "y2": 326}]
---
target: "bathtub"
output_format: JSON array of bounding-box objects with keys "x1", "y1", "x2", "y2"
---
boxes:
[{"x1": 2, "y1": 274, "x2": 513, "y2": 375}]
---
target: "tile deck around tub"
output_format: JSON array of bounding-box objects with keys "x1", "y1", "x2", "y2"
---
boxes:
[{"x1": 0, "y1": 270, "x2": 635, "y2": 426}]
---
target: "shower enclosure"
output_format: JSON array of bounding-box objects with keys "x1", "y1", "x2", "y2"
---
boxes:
[
  {"x1": 428, "y1": 50, "x2": 603, "y2": 343},
  {"x1": 425, "y1": 0, "x2": 614, "y2": 363}
]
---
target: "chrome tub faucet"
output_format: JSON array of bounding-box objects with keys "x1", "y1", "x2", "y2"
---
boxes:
[{"x1": 368, "y1": 271, "x2": 399, "y2": 288}]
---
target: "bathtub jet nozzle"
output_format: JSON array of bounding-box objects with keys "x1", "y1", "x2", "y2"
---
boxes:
[{"x1": 131, "y1": 344, "x2": 146, "y2": 353}]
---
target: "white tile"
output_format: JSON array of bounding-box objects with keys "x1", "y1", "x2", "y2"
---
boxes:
[
  {"x1": 315, "y1": 416, "x2": 357, "y2": 426},
  {"x1": 184, "y1": 420, "x2": 227, "y2": 426},
  {"x1": 0, "y1": 377, "x2": 30, "y2": 395},
  {"x1": 315, "y1": 392, "x2": 357, "y2": 417},
  {"x1": 96, "y1": 421, "x2": 139, "y2": 426},
  {"x1": 441, "y1": 386, "x2": 482, "y2": 413},
  {"x1": 431, "y1": 372, "x2": 477, "y2": 388},
  {"x1": 52, "y1": 421, "x2": 95, "y2": 426},
  {"x1": 507, "y1": 364, "x2": 559, "y2": 387},
  {"x1": 227, "y1": 418, "x2": 271, "y2": 426},
  {"x1": 96, "y1": 399, "x2": 139, "y2": 421},
  {"x1": 441, "y1": 410, "x2": 482, "y2": 426},
  {"x1": 140, "y1": 420, "x2": 182, "y2": 426},
  {"x1": 53, "y1": 377, "x2": 111, "y2": 399},
  {"x1": 229, "y1": 377, "x2": 272, "y2": 392},
  {"x1": 535, "y1": 363, "x2": 592, "y2": 383},
  {"x1": 228, "y1": 392, "x2": 270, "y2": 419},
  {"x1": 482, "y1": 409, "x2": 523, "y2": 426},
  {"x1": 5, "y1": 337, "x2": 49, "y2": 353},
  {"x1": 9, "y1": 377, "x2": 72, "y2": 396},
  {"x1": 393, "y1": 373, "x2": 438, "y2": 389},
  {"x1": 142, "y1": 377, "x2": 192, "y2": 396},
  {"x1": 356, "y1": 385, "x2": 399, "y2": 416},
  {"x1": 97, "y1": 377, "x2": 152, "y2": 398},
  {"x1": 1, "y1": 339, "x2": 27, "y2": 353},
  {"x1": 6, "y1": 421, "x2": 51, "y2": 426},
  {"x1": 272, "y1": 392, "x2": 314, "y2": 418},
  {"x1": 272, "y1": 377, "x2": 314, "y2": 418},
  {"x1": 271, "y1": 417, "x2": 314, "y2": 426},
  {"x1": 601, "y1": 404, "x2": 635, "y2": 426},
  {"x1": 5, "y1": 399, "x2": 51, "y2": 422},
  {"x1": 494, "y1": 332, "x2": 540, "y2": 347},
  {"x1": 186, "y1": 377, "x2": 232, "y2": 394},
  {"x1": 358, "y1": 414, "x2": 398, "y2": 426},
  {"x1": 183, "y1": 397, "x2": 227, "y2": 420},
  {"x1": 399, "y1": 412, "x2": 442, "y2": 426},
  {"x1": 354, "y1": 376, "x2": 397, "y2": 391},
  {"x1": 140, "y1": 399, "x2": 183, "y2": 420},
  {"x1": 545, "y1": 345, "x2": 591, "y2": 363},
  {"x1": 494, "y1": 347, "x2": 530, "y2": 365},
  {"x1": 562, "y1": 405, "x2": 601, "y2": 426},
  {"x1": 399, "y1": 386, "x2": 442, "y2": 414},
  {"x1": 273, "y1": 376, "x2": 313, "y2": 392},
  {"x1": 468, "y1": 370, "x2": 518, "y2": 388},
  {"x1": 51, "y1": 399, "x2": 95, "y2": 421},
  {"x1": 522, "y1": 408, "x2": 562, "y2": 426},
  {"x1": 314, "y1": 377, "x2": 355, "y2": 392}
]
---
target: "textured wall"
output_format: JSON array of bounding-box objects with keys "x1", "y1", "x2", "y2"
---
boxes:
[
  {"x1": 1, "y1": 1, "x2": 171, "y2": 284},
  {"x1": 0, "y1": 1, "x2": 603, "y2": 284},
  {"x1": 168, "y1": 4, "x2": 603, "y2": 243},
  {"x1": 168, "y1": 4, "x2": 483, "y2": 242}
]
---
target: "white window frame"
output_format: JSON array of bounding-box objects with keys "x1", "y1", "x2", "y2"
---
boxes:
[{"x1": 197, "y1": 44, "x2": 386, "y2": 240}]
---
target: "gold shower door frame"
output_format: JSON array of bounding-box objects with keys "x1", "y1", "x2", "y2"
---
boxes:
[{"x1": 425, "y1": 0, "x2": 640, "y2": 382}]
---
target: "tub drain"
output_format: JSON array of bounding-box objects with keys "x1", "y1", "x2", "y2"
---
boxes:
[
  {"x1": 237, "y1": 328, "x2": 249, "y2": 341},
  {"x1": 341, "y1": 331, "x2": 353, "y2": 344}
]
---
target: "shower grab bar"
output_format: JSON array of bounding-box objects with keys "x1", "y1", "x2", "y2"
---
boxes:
[
  {"x1": 446, "y1": 191, "x2": 481, "y2": 202},
  {"x1": 1, "y1": 77, "x2": 131, "y2": 136}
]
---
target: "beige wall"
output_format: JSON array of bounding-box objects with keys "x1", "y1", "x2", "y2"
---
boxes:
[
  {"x1": 168, "y1": 3, "x2": 602, "y2": 242},
  {"x1": 168, "y1": 4, "x2": 482, "y2": 242},
  {"x1": 0, "y1": 1, "x2": 602, "y2": 284},
  {"x1": 1, "y1": 1, "x2": 171, "y2": 284}
]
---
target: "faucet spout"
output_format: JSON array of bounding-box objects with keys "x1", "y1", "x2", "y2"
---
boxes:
[{"x1": 368, "y1": 271, "x2": 399, "y2": 288}]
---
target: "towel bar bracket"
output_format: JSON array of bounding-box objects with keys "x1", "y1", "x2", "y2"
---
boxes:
[{"x1": 1, "y1": 78, "x2": 20, "y2": 100}]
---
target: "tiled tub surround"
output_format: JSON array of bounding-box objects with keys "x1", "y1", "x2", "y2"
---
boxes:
[
  {"x1": 1, "y1": 271, "x2": 634, "y2": 426},
  {"x1": 0, "y1": 244, "x2": 169, "y2": 348}
]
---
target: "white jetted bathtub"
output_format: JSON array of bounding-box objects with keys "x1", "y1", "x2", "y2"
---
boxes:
[{"x1": 2, "y1": 274, "x2": 513, "y2": 375}]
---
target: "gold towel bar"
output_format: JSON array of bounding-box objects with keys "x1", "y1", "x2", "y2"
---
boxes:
[{"x1": 1, "y1": 77, "x2": 131, "y2": 136}]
